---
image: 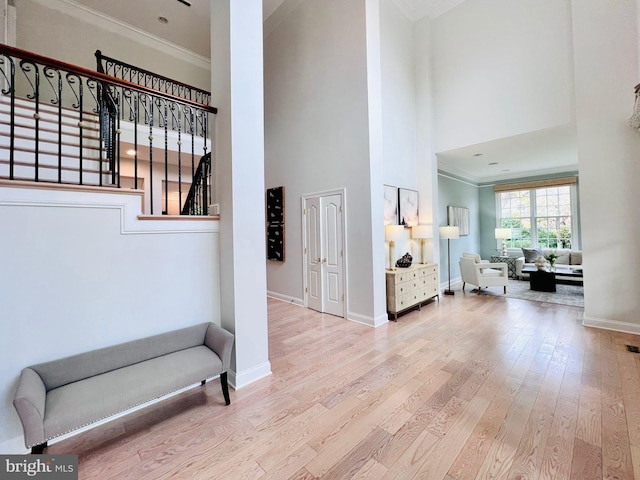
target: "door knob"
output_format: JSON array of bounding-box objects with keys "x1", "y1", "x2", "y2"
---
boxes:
[
  {"x1": 322, "y1": 258, "x2": 327, "y2": 263},
  {"x1": 315, "y1": 257, "x2": 321, "y2": 263}
]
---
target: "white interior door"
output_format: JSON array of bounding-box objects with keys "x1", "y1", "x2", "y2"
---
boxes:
[
  {"x1": 305, "y1": 197, "x2": 322, "y2": 313},
  {"x1": 304, "y1": 193, "x2": 344, "y2": 317}
]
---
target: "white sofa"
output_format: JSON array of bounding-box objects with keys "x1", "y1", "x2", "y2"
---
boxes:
[{"x1": 515, "y1": 248, "x2": 583, "y2": 281}]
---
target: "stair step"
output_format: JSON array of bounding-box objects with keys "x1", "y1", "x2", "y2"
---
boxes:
[
  {"x1": 0, "y1": 95, "x2": 101, "y2": 122},
  {"x1": 0, "y1": 128, "x2": 102, "y2": 152},
  {"x1": 0, "y1": 162, "x2": 115, "y2": 186},
  {"x1": 0, "y1": 119, "x2": 101, "y2": 141}
]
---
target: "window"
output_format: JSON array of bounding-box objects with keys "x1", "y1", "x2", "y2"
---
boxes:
[{"x1": 496, "y1": 179, "x2": 578, "y2": 250}]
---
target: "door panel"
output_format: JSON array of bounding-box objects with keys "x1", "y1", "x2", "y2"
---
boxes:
[
  {"x1": 322, "y1": 195, "x2": 343, "y2": 317},
  {"x1": 304, "y1": 193, "x2": 344, "y2": 317},
  {"x1": 306, "y1": 199, "x2": 322, "y2": 312}
]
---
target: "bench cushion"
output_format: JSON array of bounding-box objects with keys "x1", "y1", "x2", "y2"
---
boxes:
[
  {"x1": 43, "y1": 345, "x2": 221, "y2": 441},
  {"x1": 31, "y1": 323, "x2": 210, "y2": 391}
]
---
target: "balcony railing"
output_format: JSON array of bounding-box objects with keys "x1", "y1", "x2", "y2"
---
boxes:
[{"x1": 0, "y1": 44, "x2": 217, "y2": 215}]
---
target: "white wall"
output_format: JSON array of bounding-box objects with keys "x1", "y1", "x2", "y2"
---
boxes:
[
  {"x1": 0, "y1": 185, "x2": 220, "y2": 450},
  {"x1": 414, "y1": 15, "x2": 440, "y2": 263},
  {"x1": 431, "y1": 0, "x2": 574, "y2": 152},
  {"x1": 264, "y1": 0, "x2": 377, "y2": 323},
  {"x1": 15, "y1": 0, "x2": 210, "y2": 90},
  {"x1": 572, "y1": 0, "x2": 640, "y2": 333},
  {"x1": 379, "y1": 0, "x2": 421, "y2": 262}
]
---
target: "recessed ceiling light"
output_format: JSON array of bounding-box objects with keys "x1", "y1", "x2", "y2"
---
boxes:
[
  {"x1": 158, "y1": 16, "x2": 168, "y2": 24},
  {"x1": 488, "y1": 162, "x2": 498, "y2": 165},
  {"x1": 127, "y1": 149, "x2": 136, "y2": 156}
]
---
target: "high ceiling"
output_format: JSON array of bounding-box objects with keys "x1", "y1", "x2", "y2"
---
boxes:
[
  {"x1": 68, "y1": 0, "x2": 577, "y2": 183},
  {"x1": 69, "y1": 0, "x2": 466, "y2": 58}
]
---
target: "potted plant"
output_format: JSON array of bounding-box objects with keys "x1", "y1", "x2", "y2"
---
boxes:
[{"x1": 545, "y1": 251, "x2": 559, "y2": 271}]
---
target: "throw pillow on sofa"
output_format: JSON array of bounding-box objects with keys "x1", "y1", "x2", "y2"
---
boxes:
[
  {"x1": 570, "y1": 251, "x2": 583, "y2": 265},
  {"x1": 522, "y1": 247, "x2": 542, "y2": 263}
]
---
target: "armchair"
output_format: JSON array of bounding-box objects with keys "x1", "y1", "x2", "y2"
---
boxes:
[{"x1": 459, "y1": 254, "x2": 509, "y2": 295}]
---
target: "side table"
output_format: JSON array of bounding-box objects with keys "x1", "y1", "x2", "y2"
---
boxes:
[
  {"x1": 490, "y1": 255, "x2": 517, "y2": 278},
  {"x1": 528, "y1": 269, "x2": 556, "y2": 292}
]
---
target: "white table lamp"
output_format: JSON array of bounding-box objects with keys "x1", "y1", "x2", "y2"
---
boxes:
[
  {"x1": 495, "y1": 228, "x2": 511, "y2": 256},
  {"x1": 411, "y1": 224, "x2": 432, "y2": 264},
  {"x1": 385, "y1": 225, "x2": 404, "y2": 271},
  {"x1": 439, "y1": 226, "x2": 459, "y2": 295}
]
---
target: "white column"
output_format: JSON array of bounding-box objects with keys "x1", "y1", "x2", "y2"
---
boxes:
[
  {"x1": 365, "y1": 0, "x2": 388, "y2": 327},
  {"x1": 211, "y1": 0, "x2": 271, "y2": 387},
  {"x1": 572, "y1": 0, "x2": 640, "y2": 333}
]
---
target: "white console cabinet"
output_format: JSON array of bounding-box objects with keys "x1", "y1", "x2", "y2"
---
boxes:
[{"x1": 385, "y1": 263, "x2": 439, "y2": 320}]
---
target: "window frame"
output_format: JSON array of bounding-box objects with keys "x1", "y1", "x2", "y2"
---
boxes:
[{"x1": 495, "y1": 182, "x2": 580, "y2": 251}]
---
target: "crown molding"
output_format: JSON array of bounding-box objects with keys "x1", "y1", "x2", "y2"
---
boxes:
[{"x1": 27, "y1": 0, "x2": 210, "y2": 70}]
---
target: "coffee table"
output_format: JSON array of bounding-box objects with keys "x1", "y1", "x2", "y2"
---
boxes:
[{"x1": 522, "y1": 267, "x2": 583, "y2": 292}]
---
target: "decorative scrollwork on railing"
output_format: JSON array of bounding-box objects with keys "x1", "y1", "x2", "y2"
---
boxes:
[
  {"x1": 1, "y1": 44, "x2": 216, "y2": 214},
  {"x1": 43, "y1": 66, "x2": 62, "y2": 106},
  {"x1": 65, "y1": 72, "x2": 83, "y2": 111},
  {"x1": 95, "y1": 50, "x2": 211, "y2": 107},
  {"x1": 0, "y1": 54, "x2": 15, "y2": 95},
  {"x1": 19, "y1": 60, "x2": 39, "y2": 101}
]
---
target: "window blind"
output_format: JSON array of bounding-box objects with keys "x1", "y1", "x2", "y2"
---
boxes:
[{"x1": 494, "y1": 176, "x2": 577, "y2": 193}]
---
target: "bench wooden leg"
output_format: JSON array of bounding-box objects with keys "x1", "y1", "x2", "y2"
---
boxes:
[
  {"x1": 31, "y1": 442, "x2": 47, "y2": 454},
  {"x1": 221, "y1": 372, "x2": 230, "y2": 405}
]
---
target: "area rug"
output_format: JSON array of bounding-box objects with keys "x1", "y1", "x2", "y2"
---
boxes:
[{"x1": 471, "y1": 279, "x2": 584, "y2": 308}]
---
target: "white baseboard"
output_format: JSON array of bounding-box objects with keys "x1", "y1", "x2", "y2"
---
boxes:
[
  {"x1": 230, "y1": 362, "x2": 272, "y2": 390},
  {"x1": 582, "y1": 315, "x2": 640, "y2": 335},
  {"x1": 0, "y1": 378, "x2": 222, "y2": 454},
  {"x1": 0, "y1": 435, "x2": 28, "y2": 455},
  {"x1": 266, "y1": 291, "x2": 304, "y2": 307},
  {"x1": 347, "y1": 311, "x2": 387, "y2": 327}
]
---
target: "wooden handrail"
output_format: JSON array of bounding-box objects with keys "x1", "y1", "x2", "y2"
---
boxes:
[{"x1": 0, "y1": 43, "x2": 217, "y2": 114}]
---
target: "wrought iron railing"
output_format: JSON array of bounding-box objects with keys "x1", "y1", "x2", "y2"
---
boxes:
[
  {"x1": 181, "y1": 152, "x2": 211, "y2": 215},
  {"x1": 0, "y1": 44, "x2": 216, "y2": 215},
  {"x1": 95, "y1": 50, "x2": 211, "y2": 106}
]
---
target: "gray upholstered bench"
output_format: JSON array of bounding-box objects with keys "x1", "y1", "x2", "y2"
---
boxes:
[{"x1": 13, "y1": 322, "x2": 234, "y2": 454}]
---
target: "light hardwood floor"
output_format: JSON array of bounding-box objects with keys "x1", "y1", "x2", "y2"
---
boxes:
[{"x1": 48, "y1": 293, "x2": 640, "y2": 479}]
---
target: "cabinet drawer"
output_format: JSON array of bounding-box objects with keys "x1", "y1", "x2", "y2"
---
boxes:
[
  {"x1": 421, "y1": 274, "x2": 437, "y2": 286},
  {"x1": 393, "y1": 282, "x2": 411, "y2": 297},
  {"x1": 396, "y1": 294, "x2": 416, "y2": 312},
  {"x1": 420, "y1": 264, "x2": 437, "y2": 276}
]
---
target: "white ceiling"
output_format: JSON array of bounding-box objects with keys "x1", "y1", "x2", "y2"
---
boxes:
[
  {"x1": 68, "y1": 0, "x2": 576, "y2": 183},
  {"x1": 436, "y1": 125, "x2": 578, "y2": 184}
]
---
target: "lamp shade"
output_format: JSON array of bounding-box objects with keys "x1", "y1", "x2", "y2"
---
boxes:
[
  {"x1": 439, "y1": 226, "x2": 459, "y2": 240},
  {"x1": 495, "y1": 228, "x2": 511, "y2": 239},
  {"x1": 411, "y1": 224, "x2": 432, "y2": 239},
  {"x1": 385, "y1": 225, "x2": 404, "y2": 242}
]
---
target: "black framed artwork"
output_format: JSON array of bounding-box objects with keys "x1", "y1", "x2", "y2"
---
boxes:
[
  {"x1": 398, "y1": 188, "x2": 418, "y2": 227},
  {"x1": 266, "y1": 186, "x2": 285, "y2": 261}
]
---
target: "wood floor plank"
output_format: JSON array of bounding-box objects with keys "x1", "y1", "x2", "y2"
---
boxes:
[{"x1": 43, "y1": 294, "x2": 639, "y2": 480}]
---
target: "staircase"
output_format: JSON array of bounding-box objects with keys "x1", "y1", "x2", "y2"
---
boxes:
[
  {"x1": 0, "y1": 44, "x2": 217, "y2": 215},
  {"x1": 0, "y1": 96, "x2": 110, "y2": 186}
]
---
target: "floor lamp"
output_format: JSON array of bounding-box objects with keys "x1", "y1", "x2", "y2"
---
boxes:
[
  {"x1": 411, "y1": 224, "x2": 432, "y2": 264},
  {"x1": 439, "y1": 226, "x2": 459, "y2": 295}
]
